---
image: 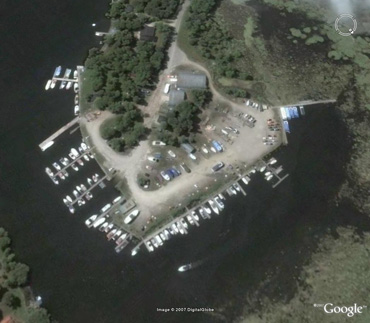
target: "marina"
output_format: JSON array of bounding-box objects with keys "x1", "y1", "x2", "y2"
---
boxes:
[{"x1": 134, "y1": 158, "x2": 289, "y2": 255}]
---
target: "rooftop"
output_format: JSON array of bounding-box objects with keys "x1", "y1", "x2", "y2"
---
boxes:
[
  {"x1": 168, "y1": 89, "x2": 186, "y2": 107},
  {"x1": 140, "y1": 25, "x2": 156, "y2": 42},
  {"x1": 177, "y1": 72, "x2": 207, "y2": 89}
]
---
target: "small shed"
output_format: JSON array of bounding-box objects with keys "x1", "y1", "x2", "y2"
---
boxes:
[
  {"x1": 139, "y1": 25, "x2": 156, "y2": 42},
  {"x1": 177, "y1": 72, "x2": 207, "y2": 90},
  {"x1": 168, "y1": 89, "x2": 185, "y2": 107}
]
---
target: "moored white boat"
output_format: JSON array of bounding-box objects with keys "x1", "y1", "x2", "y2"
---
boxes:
[
  {"x1": 74, "y1": 105, "x2": 79, "y2": 115},
  {"x1": 214, "y1": 196, "x2": 224, "y2": 210},
  {"x1": 124, "y1": 209, "x2": 140, "y2": 224},
  {"x1": 85, "y1": 215, "x2": 97, "y2": 228},
  {"x1": 208, "y1": 200, "x2": 219, "y2": 215},
  {"x1": 54, "y1": 66, "x2": 61, "y2": 77},
  {"x1": 178, "y1": 264, "x2": 192, "y2": 272},
  {"x1": 45, "y1": 80, "x2": 52, "y2": 90},
  {"x1": 229, "y1": 186, "x2": 237, "y2": 195},
  {"x1": 66, "y1": 81, "x2": 72, "y2": 90},
  {"x1": 242, "y1": 177, "x2": 250, "y2": 185},
  {"x1": 92, "y1": 217, "x2": 106, "y2": 229}
]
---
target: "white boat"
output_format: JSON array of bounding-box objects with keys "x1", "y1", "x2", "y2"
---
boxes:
[
  {"x1": 85, "y1": 192, "x2": 93, "y2": 200},
  {"x1": 208, "y1": 200, "x2": 219, "y2": 214},
  {"x1": 74, "y1": 95, "x2": 79, "y2": 105},
  {"x1": 77, "y1": 159, "x2": 84, "y2": 166},
  {"x1": 112, "y1": 196, "x2": 122, "y2": 204},
  {"x1": 155, "y1": 235, "x2": 163, "y2": 246},
  {"x1": 199, "y1": 208, "x2": 207, "y2": 220},
  {"x1": 146, "y1": 241, "x2": 154, "y2": 252},
  {"x1": 66, "y1": 81, "x2": 72, "y2": 90},
  {"x1": 191, "y1": 211, "x2": 199, "y2": 221},
  {"x1": 50, "y1": 79, "x2": 57, "y2": 89},
  {"x1": 73, "y1": 190, "x2": 79, "y2": 198},
  {"x1": 60, "y1": 157, "x2": 69, "y2": 166},
  {"x1": 151, "y1": 238, "x2": 159, "y2": 248},
  {"x1": 83, "y1": 154, "x2": 89, "y2": 161},
  {"x1": 266, "y1": 174, "x2": 273, "y2": 181},
  {"x1": 74, "y1": 105, "x2": 79, "y2": 115},
  {"x1": 176, "y1": 222, "x2": 185, "y2": 235},
  {"x1": 124, "y1": 209, "x2": 140, "y2": 224},
  {"x1": 186, "y1": 214, "x2": 195, "y2": 225},
  {"x1": 104, "y1": 223, "x2": 114, "y2": 233},
  {"x1": 171, "y1": 224, "x2": 179, "y2": 234},
  {"x1": 73, "y1": 70, "x2": 78, "y2": 79},
  {"x1": 265, "y1": 171, "x2": 272, "y2": 177},
  {"x1": 131, "y1": 247, "x2": 139, "y2": 256},
  {"x1": 101, "y1": 203, "x2": 112, "y2": 213},
  {"x1": 80, "y1": 184, "x2": 87, "y2": 192},
  {"x1": 92, "y1": 217, "x2": 106, "y2": 229},
  {"x1": 203, "y1": 205, "x2": 211, "y2": 214},
  {"x1": 81, "y1": 142, "x2": 88, "y2": 151},
  {"x1": 259, "y1": 165, "x2": 267, "y2": 172},
  {"x1": 99, "y1": 222, "x2": 108, "y2": 232},
  {"x1": 45, "y1": 80, "x2": 52, "y2": 90},
  {"x1": 242, "y1": 176, "x2": 250, "y2": 185},
  {"x1": 68, "y1": 152, "x2": 76, "y2": 160},
  {"x1": 54, "y1": 66, "x2": 62, "y2": 77},
  {"x1": 63, "y1": 198, "x2": 69, "y2": 206},
  {"x1": 62, "y1": 170, "x2": 69, "y2": 178},
  {"x1": 45, "y1": 167, "x2": 54, "y2": 177},
  {"x1": 268, "y1": 158, "x2": 277, "y2": 165},
  {"x1": 214, "y1": 197, "x2": 224, "y2": 210},
  {"x1": 71, "y1": 163, "x2": 78, "y2": 171},
  {"x1": 59, "y1": 81, "x2": 66, "y2": 89},
  {"x1": 69, "y1": 206, "x2": 75, "y2": 214},
  {"x1": 52, "y1": 162, "x2": 61, "y2": 171},
  {"x1": 116, "y1": 233, "x2": 128, "y2": 245},
  {"x1": 71, "y1": 148, "x2": 79, "y2": 157},
  {"x1": 76, "y1": 185, "x2": 82, "y2": 193},
  {"x1": 178, "y1": 264, "x2": 192, "y2": 272},
  {"x1": 66, "y1": 195, "x2": 73, "y2": 203},
  {"x1": 107, "y1": 229, "x2": 117, "y2": 240},
  {"x1": 229, "y1": 186, "x2": 237, "y2": 195},
  {"x1": 85, "y1": 215, "x2": 97, "y2": 227},
  {"x1": 87, "y1": 178, "x2": 93, "y2": 186},
  {"x1": 41, "y1": 140, "x2": 54, "y2": 151},
  {"x1": 180, "y1": 218, "x2": 188, "y2": 229},
  {"x1": 233, "y1": 183, "x2": 241, "y2": 192},
  {"x1": 218, "y1": 193, "x2": 226, "y2": 200},
  {"x1": 160, "y1": 233, "x2": 167, "y2": 241}
]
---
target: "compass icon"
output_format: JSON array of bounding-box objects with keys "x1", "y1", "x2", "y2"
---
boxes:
[{"x1": 335, "y1": 14, "x2": 357, "y2": 36}]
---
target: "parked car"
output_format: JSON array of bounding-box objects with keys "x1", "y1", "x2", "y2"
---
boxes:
[
  {"x1": 160, "y1": 171, "x2": 170, "y2": 181},
  {"x1": 211, "y1": 162, "x2": 224, "y2": 173},
  {"x1": 189, "y1": 153, "x2": 197, "y2": 160},
  {"x1": 180, "y1": 163, "x2": 191, "y2": 173},
  {"x1": 168, "y1": 150, "x2": 176, "y2": 158},
  {"x1": 152, "y1": 141, "x2": 166, "y2": 146}
]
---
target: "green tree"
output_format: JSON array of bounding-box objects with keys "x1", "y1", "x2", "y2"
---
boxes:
[{"x1": 2, "y1": 291, "x2": 21, "y2": 309}]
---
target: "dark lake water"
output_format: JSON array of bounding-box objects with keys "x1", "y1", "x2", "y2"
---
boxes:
[{"x1": 0, "y1": 1, "x2": 361, "y2": 323}]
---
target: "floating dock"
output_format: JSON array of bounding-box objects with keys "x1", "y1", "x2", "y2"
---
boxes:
[{"x1": 39, "y1": 117, "x2": 80, "y2": 151}]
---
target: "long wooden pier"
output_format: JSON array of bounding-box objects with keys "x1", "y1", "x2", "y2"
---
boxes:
[
  {"x1": 52, "y1": 77, "x2": 78, "y2": 83},
  {"x1": 39, "y1": 117, "x2": 80, "y2": 151}
]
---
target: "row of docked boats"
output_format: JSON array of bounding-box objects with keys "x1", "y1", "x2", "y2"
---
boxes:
[
  {"x1": 143, "y1": 168, "x2": 260, "y2": 255},
  {"x1": 63, "y1": 174, "x2": 100, "y2": 213},
  {"x1": 45, "y1": 66, "x2": 79, "y2": 91},
  {"x1": 45, "y1": 143, "x2": 93, "y2": 185},
  {"x1": 85, "y1": 198, "x2": 139, "y2": 253}
]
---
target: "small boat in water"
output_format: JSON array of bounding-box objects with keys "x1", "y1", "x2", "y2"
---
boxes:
[
  {"x1": 45, "y1": 80, "x2": 52, "y2": 90},
  {"x1": 131, "y1": 246, "x2": 140, "y2": 256},
  {"x1": 104, "y1": 223, "x2": 114, "y2": 233},
  {"x1": 107, "y1": 229, "x2": 117, "y2": 240},
  {"x1": 54, "y1": 66, "x2": 62, "y2": 77},
  {"x1": 66, "y1": 81, "x2": 73, "y2": 90},
  {"x1": 69, "y1": 206, "x2": 75, "y2": 214},
  {"x1": 60, "y1": 157, "x2": 69, "y2": 166},
  {"x1": 99, "y1": 222, "x2": 109, "y2": 232},
  {"x1": 124, "y1": 209, "x2": 140, "y2": 224},
  {"x1": 199, "y1": 208, "x2": 207, "y2": 220},
  {"x1": 116, "y1": 233, "x2": 128, "y2": 245},
  {"x1": 81, "y1": 142, "x2": 88, "y2": 151},
  {"x1": 74, "y1": 95, "x2": 79, "y2": 105},
  {"x1": 50, "y1": 79, "x2": 57, "y2": 89},
  {"x1": 76, "y1": 159, "x2": 84, "y2": 166},
  {"x1": 229, "y1": 186, "x2": 237, "y2": 195},
  {"x1": 191, "y1": 211, "x2": 199, "y2": 221},
  {"x1": 74, "y1": 83, "x2": 79, "y2": 93},
  {"x1": 214, "y1": 196, "x2": 224, "y2": 210},
  {"x1": 45, "y1": 167, "x2": 54, "y2": 177},
  {"x1": 299, "y1": 105, "x2": 305, "y2": 116},
  {"x1": 203, "y1": 205, "x2": 211, "y2": 215},
  {"x1": 242, "y1": 176, "x2": 250, "y2": 185},
  {"x1": 85, "y1": 215, "x2": 97, "y2": 227},
  {"x1": 218, "y1": 193, "x2": 226, "y2": 200},
  {"x1": 71, "y1": 163, "x2": 78, "y2": 171},
  {"x1": 208, "y1": 199, "x2": 219, "y2": 215},
  {"x1": 66, "y1": 195, "x2": 73, "y2": 203},
  {"x1": 52, "y1": 162, "x2": 61, "y2": 171},
  {"x1": 87, "y1": 178, "x2": 93, "y2": 186},
  {"x1": 178, "y1": 264, "x2": 192, "y2": 272},
  {"x1": 74, "y1": 105, "x2": 79, "y2": 115},
  {"x1": 73, "y1": 70, "x2": 78, "y2": 79},
  {"x1": 186, "y1": 214, "x2": 195, "y2": 225},
  {"x1": 92, "y1": 217, "x2": 106, "y2": 229},
  {"x1": 233, "y1": 183, "x2": 240, "y2": 192}
]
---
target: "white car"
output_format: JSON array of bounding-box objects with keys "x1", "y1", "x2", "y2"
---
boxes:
[
  {"x1": 189, "y1": 153, "x2": 197, "y2": 160},
  {"x1": 152, "y1": 141, "x2": 166, "y2": 146},
  {"x1": 201, "y1": 146, "x2": 209, "y2": 154},
  {"x1": 147, "y1": 156, "x2": 158, "y2": 162},
  {"x1": 160, "y1": 171, "x2": 170, "y2": 181},
  {"x1": 168, "y1": 150, "x2": 176, "y2": 158}
]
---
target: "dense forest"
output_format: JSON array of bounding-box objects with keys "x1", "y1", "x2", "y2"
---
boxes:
[
  {"x1": 0, "y1": 228, "x2": 50, "y2": 323},
  {"x1": 83, "y1": 1, "x2": 177, "y2": 151}
]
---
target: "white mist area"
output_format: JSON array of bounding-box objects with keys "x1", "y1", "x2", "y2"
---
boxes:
[{"x1": 327, "y1": 0, "x2": 370, "y2": 15}]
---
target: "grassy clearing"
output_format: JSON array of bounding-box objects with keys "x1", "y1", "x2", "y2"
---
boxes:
[
  {"x1": 79, "y1": 69, "x2": 96, "y2": 114},
  {"x1": 243, "y1": 16, "x2": 255, "y2": 47}
]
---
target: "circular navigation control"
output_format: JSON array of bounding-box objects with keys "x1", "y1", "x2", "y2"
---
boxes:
[{"x1": 335, "y1": 14, "x2": 357, "y2": 37}]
